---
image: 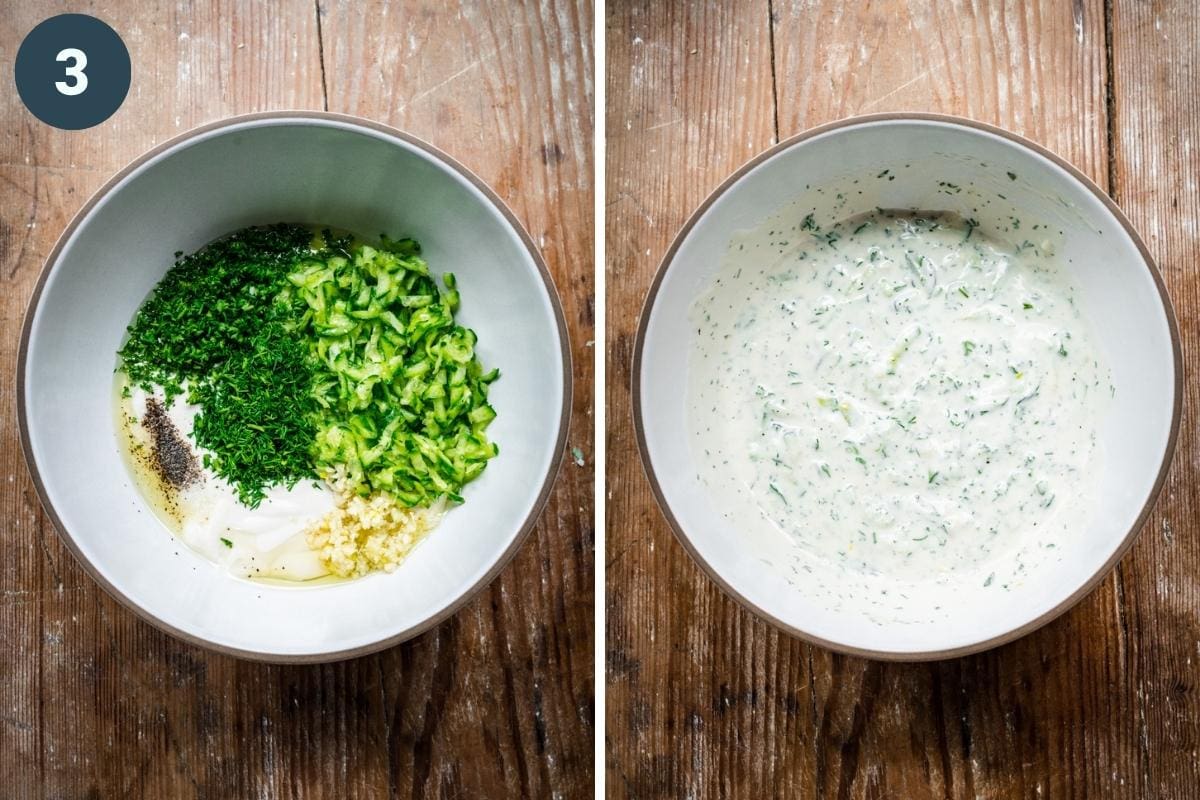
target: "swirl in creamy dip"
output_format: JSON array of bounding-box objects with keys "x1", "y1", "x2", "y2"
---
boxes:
[{"x1": 688, "y1": 209, "x2": 1111, "y2": 586}]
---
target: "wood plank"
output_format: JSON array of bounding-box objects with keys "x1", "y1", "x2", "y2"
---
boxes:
[
  {"x1": 604, "y1": 1, "x2": 779, "y2": 797},
  {"x1": 773, "y1": 5, "x2": 1130, "y2": 798},
  {"x1": 1109, "y1": 1, "x2": 1200, "y2": 795},
  {"x1": 318, "y1": 1, "x2": 595, "y2": 795},
  {"x1": 772, "y1": 0, "x2": 1109, "y2": 181},
  {"x1": 603, "y1": 0, "x2": 1188, "y2": 797},
  {"x1": 0, "y1": 1, "x2": 593, "y2": 797},
  {"x1": 1, "y1": 2, "x2": 326, "y2": 794}
]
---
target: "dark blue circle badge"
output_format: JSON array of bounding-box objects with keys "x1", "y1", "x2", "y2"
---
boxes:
[{"x1": 15, "y1": 14, "x2": 131, "y2": 131}]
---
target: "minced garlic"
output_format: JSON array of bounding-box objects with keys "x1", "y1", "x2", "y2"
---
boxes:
[{"x1": 306, "y1": 493, "x2": 445, "y2": 578}]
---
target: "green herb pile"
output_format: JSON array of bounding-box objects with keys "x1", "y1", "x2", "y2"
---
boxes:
[{"x1": 119, "y1": 224, "x2": 498, "y2": 507}]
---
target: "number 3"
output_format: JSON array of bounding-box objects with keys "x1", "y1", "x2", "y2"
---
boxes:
[{"x1": 55, "y1": 48, "x2": 88, "y2": 96}]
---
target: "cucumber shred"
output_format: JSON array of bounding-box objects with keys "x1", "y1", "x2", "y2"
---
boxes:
[{"x1": 284, "y1": 235, "x2": 499, "y2": 506}]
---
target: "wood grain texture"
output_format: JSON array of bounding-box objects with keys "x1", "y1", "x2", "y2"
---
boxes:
[
  {"x1": 1109, "y1": 1, "x2": 1200, "y2": 795},
  {"x1": 0, "y1": 1, "x2": 593, "y2": 798},
  {"x1": 606, "y1": 0, "x2": 1198, "y2": 797}
]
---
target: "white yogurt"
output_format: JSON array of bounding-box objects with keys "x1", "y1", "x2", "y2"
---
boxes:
[
  {"x1": 125, "y1": 385, "x2": 336, "y2": 581},
  {"x1": 688, "y1": 209, "x2": 1111, "y2": 588}
]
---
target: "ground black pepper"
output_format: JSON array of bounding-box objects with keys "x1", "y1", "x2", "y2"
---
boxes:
[{"x1": 142, "y1": 397, "x2": 201, "y2": 488}]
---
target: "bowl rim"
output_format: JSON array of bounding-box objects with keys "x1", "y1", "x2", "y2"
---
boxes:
[
  {"x1": 632, "y1": 111, "x2": 1183, "y2": 661},
  {"x1": 17, "y1": 110, "x2": 574, "y2": 663}
]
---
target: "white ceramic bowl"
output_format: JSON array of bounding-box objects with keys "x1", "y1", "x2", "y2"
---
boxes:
[
  {"x1": 20, "y1": 112, "x2": 570, "y2": 661},
  {"x1": 635, "y1": 114, "x2": 1180, "y2": 660}
]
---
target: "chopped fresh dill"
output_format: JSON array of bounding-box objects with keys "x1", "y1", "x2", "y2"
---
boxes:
[{"x1": 119, "y1": 225, "x2": 322, "y2": 505}]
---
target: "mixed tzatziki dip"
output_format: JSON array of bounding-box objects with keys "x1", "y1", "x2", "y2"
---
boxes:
[{"x1": 688, "y1": 208, "x2": 1111, "y2": 587}]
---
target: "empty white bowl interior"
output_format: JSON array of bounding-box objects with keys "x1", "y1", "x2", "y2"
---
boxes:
[
  {"x1": 24, "y1": 119, "x2": 565, "y2": 657},
  {"x1": 640, "y1": 119, "x2": 1174, "y2": 655}
]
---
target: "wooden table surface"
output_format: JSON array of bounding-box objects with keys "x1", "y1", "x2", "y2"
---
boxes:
[
  {"x1": 607, "y1": 1, "x2": 1199, "y2": 797},
  {"x1": 0, "y1": 1, "x2": 593, "y2": 797}
]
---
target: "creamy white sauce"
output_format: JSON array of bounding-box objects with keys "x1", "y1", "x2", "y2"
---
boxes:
[
  {"x1": 125, "y1": 385, "x2": 336, "y2": 581},
  {"x1": 688, "y1": 210, "x2": 1111, "y2": 586}
]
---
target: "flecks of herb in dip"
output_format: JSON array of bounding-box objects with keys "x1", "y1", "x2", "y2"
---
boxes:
[{"x1": 687, "y1": 209, "x2": 1111, "y2": 585}]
